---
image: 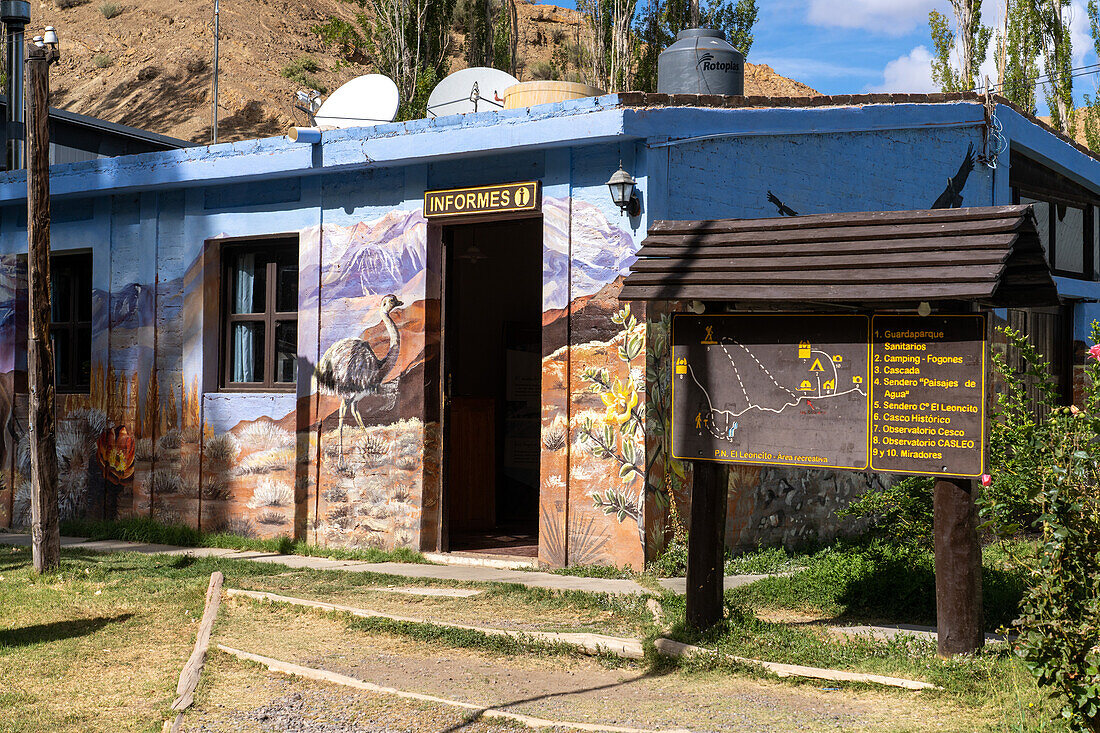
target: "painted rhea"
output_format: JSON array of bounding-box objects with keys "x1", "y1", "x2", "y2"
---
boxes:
[{"x1": 314, "y1": 293, "x2": 404, "y2": 448}]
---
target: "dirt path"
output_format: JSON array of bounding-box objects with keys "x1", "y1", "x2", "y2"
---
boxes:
[{"x1": 194, "y1": 600, "x2": 993, "y2": 733}]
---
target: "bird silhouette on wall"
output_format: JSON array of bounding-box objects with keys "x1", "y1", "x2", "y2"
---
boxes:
[
  {"x1": 931, "y1": 143, "x2": 975, "y2": 209},
  {"x1": 314, "y1": 293, "x2": 404, "y2": 450},
  {"x1": 767, "y1": 190, "x2": 798, "y2": 217}
]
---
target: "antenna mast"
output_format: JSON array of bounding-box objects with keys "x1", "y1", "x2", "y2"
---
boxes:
[{"x1": 212, "y1": 0, "x2": 219, "y2": 144}]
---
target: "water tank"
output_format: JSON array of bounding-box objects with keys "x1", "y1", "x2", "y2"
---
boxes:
[{"x1": 657, "y1": 28, "x2": 744, "y2": 95}]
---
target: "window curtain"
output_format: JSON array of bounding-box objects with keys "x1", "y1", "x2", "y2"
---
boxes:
[{"x1": 232, "y1": 253, "x2": 255, "y2": 382}]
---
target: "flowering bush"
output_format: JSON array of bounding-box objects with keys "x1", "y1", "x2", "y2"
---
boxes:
[{"x1": 1009, "y1": 321, "x2": 1100, "y2": 732}]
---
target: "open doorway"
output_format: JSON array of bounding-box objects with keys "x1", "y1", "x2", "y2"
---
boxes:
[{"x1": 443, "y1": 217, "x2": 542, "y2": 557}]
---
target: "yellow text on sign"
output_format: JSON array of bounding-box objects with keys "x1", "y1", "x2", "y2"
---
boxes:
[{"x1": 424, "y1": 181, "x2": 540, "y2": 218}]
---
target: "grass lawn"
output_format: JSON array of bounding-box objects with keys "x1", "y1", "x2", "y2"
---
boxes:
[
  {"x1": 0, "y1": 541, "x2": 1060, "y2": 732},
  {"x1": 58, "y1": 516, "x2": 429, "y2": 564}
]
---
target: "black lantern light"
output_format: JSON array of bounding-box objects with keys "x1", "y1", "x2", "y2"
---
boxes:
[{"x1": 606, "y1": 162, "x2": 641, "y2": 217}]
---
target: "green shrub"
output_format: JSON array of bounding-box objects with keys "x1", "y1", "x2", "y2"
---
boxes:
[
  {"x1": 528, "y1": 60, "x2": 561, "y2": 80},
  {"x1": 725, "y1": 545, "x2": 797, "y2": 575},
  {"x1": 836, "y1": 475, "x2": 934, "y2": 545},
  {"x1": 312, "y1": 17, "x2": 366, "y2": 60},
  {"x1": 280, "y1": 56, "x2": 327, "y2": 94},
  {"x1": 56, "y1": 0, "x2": 88, "y2": 9},
  {"x1": 1010, "y1": 321, "x2": 1100, "y2": 732},
  {"x1": 984, "y1": 325, "x2": 1060, "y2": 535},
  {"x1": 92, "y1": 53, "x2": 113, "y2": 68},
  {"x1": 98, "y1": 1, "x2": 121, "y2": 18}
]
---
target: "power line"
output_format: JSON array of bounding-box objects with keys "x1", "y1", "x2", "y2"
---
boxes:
[{"x1": 970, "y1": 60, "x2": 1100, "y2": 94}]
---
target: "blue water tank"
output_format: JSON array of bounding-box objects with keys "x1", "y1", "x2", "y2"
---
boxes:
[{"x1": 657, "y1": 28, "x2": 744, "y2": 95}]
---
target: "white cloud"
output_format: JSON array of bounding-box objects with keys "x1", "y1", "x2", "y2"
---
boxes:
[
  {"x1": 807, "y1": 0, "x2": 946, "y2": 35},
  {"x1": 869, "y1": 45, "x2": 937, "y2": 92},
  {"x1": 1069, "y1": 0, "x2": 1093, "y2": 68}
]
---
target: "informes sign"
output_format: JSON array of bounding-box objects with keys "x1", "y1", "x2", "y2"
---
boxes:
[
  {"x1": 869, "y1": 315, "x2": 986, "y2": 477},
  {"x1": 672, "y1": 314, "x2": 871, "y2": 470},
  {"x1": 671, "y1": 313, "x2": 987, "y2": 477},
  {"x1": 423, "y1": 181, "x2": 540, "y2": 218}
]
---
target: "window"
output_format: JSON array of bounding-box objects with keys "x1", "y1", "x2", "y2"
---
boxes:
[
  {"x1": 50, "y1": 252, "x2": 92, "y2": 394},
  {"x1": 1011, "y1": 154, "x2": 1097, "y2": 279},
  {"x1": 222, "y1": 241, "x2": 298, "y2": 390}
]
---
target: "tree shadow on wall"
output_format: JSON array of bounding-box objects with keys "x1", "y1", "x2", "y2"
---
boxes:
[{"x1": 0, "y1": 613, "x2": 133, "y2": 648}]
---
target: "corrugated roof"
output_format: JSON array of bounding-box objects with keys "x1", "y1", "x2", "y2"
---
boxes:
[{"x1": 620, "y1": 205, "x2": 1058, "y2": 307}]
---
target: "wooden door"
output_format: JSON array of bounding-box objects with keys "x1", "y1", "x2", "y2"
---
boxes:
[{"x1": 446, "y1": 397, "x2": 496, "y2": 531}]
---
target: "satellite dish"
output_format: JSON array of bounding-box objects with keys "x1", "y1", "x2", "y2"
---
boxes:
[
  {"x1": 313, "y1": 74, "x2": 400, "y2": 128},
  {"x1": 426, "y1": 67, "x2": 520, "y2": 118}
]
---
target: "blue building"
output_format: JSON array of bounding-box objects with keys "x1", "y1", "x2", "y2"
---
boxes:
[{"x1": 0, "y1": 92, "x2": 1093, "y2": 568}]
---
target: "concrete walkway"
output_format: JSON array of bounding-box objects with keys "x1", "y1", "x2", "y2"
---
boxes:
[{"x1": 0, "y1": 533, "x2": 653, "y2": 595}]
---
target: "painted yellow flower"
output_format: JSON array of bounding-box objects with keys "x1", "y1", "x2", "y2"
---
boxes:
[{"x1": 601, "y1": 380, "x2": 638, "y2": 424}]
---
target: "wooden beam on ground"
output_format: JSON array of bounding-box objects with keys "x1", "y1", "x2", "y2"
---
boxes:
[
  {"x1": 933, "y1": 477, "x2": 984, "y2": 656},
  {"x1": 686, "y1": 460, "x2": 727, "y2": 629},
  {"x1": 224, "y1": 587, "x2": 644, "y2": 659},
  {"x1": 163, "y1": 571, "x2": 224, "y2": 732},
  {"x1": 652, "y1": 638, "x2": 939, "y2": 691}
]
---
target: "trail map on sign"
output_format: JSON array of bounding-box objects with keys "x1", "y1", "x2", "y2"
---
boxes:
[{"x1": 672, "y1": 315, "x2": 871, "y2": 469}]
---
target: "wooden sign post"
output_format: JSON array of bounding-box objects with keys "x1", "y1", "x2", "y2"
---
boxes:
[
  {"x1": 933, "y1": 476, "x2": 984, "y2": 655},
  {"x1": 26, "y1": 41, "x2": 61, "y2": 573},
  {"x1": 685, "y1": 459, "x2": 726, "y2": 629}
]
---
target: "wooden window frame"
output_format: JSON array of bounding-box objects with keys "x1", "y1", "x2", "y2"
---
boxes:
[
  {"x1": 219, "y1": 240, "x2": 298, "y2": 392},
  {"x1": 49, "y1": 250, "x2": 93, "y2": 395},
  {"x1": 1014, "y1": 187, "x2": 1095, "y2": 280}
]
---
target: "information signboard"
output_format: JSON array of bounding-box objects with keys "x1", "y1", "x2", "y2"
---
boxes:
[
  {"x1": 671, "y1": 314, "x2": 870, "y2": 470},
  {"x1": 869, "y1": 315, "x2": 986, "y2": 477},
  {"x1": 671, "y1": 313, "x2": 987, "y2": 477}
]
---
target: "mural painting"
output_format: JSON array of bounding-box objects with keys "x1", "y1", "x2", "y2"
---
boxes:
[
  {"x1": 309, "y1": 212, "x2": 429, "y2": 551},
  {"x1": 0, "y1": 129, "x2": 1025, "y2": 570}
]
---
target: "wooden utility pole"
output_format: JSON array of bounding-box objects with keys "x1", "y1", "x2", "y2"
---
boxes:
[
  {"x1": 26, "y1": 39, "x2": 61, "y2": 573},
  {"x1": 933, "y1": 476, "x2": 984, "y2": 656},
  {"x1": 685, "y1": 460, "x2": 726, "y2": 629}
]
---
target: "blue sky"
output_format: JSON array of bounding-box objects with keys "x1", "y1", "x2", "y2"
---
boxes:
[{"x1": 542, "y1": 0, "x2": 1100, "y2": 111}]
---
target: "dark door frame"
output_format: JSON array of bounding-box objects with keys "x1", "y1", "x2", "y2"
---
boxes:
[{"x1": 431, "y1": 211, "x2": 543, "y2": 553}]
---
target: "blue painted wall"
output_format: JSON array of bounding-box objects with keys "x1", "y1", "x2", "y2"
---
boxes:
[{"x1": 0, "y1": 98, "x2": 1097, "y2": 562}]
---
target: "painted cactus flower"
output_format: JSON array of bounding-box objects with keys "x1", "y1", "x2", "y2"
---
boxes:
[
  {"x1": 1088, "y1": 343, "x2": 1100, "y2": 362},
  {"x1": 601, "y1": 379, "x2": 638, "y2": 424},
  {"x1": 97, "y1": 425, "x2": 136, "y2": 484}
]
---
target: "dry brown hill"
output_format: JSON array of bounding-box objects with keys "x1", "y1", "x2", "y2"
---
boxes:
[{"x1": 44, "y1": 0, "x2": 817, "y2": 143}]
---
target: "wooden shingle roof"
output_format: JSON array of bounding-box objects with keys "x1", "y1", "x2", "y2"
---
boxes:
[{"x1": 620, "y1": 205, "x2": 1058, "y2": 307}]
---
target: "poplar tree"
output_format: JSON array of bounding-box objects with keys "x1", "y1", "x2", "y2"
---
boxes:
[
  {"x1": 1083, "y1": 0, "x2": 1100, "y2": 150},
  {"x1": 578, "y1": 0, "x2": 639, "y2": 92},
  {"x1": 1034, "y1": 0, "x2": 1074, "y2": 136},
  {"x1": 995, "y1": 0, "x2": 1041, "y2": 115},
  {"x1": 312, "y1": 0, "x2": 455, "y2": 120},
  {"x1": 929, "y1": 0, "x2": 993, "y2": 92},
  {"x1": 463, "y1": 0, "x2": 518, "y2": 76}
]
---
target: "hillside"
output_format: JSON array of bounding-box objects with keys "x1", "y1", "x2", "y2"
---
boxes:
[{"x1": 44, "y1": 0, "x2": 818, "y2": 143}]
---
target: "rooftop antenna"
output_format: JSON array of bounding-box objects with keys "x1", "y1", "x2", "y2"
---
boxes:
[
  {"x1": 311, "y1": 74, "x2": 399, "y2": 128},
  {"x1": 295, "y1": 89, "x2": 322, "y2": 126},
  {"x1": 212, "y1": 0, "x2": 219, "y2": 143},
  {"x1": 426, "y1": 67, "x2": 518, "y2": 119}
]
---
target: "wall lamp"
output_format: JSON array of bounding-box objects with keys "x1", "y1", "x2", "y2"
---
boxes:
[{"x1": 607, "y1": 162, "x2": 641, "y2": 217}]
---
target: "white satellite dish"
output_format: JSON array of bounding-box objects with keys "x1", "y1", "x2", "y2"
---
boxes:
[
  {"x1": 313, "y1": 74, "x2": 400, "y2": 128},
  {"x1": 426, "y1": 67, "x2": 520, "y2": 118}
]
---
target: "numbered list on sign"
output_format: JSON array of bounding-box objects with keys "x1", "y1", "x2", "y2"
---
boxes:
[{"x1": 869, "y1": 315, "x2": 986, "y2": 477}]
